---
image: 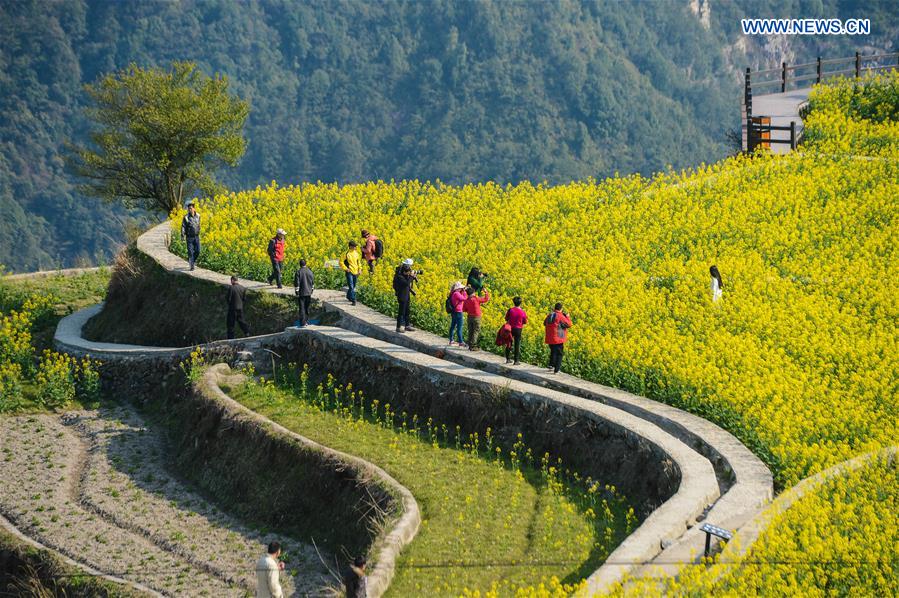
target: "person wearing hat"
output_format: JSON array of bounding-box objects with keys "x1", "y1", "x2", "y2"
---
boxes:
[
  {"x1": 225, "y1": 275, "x2": 251, "y2": 339},
  {"x1": 180, "y1": 200, "x2": 201, "y2": 271},
  {"x1": 267, "y1": 229, "x2": 287, "y2": 288},
  {"x1": 447, "y1": 281, "x2": 468, "y2": 347},
  {"x1": 341, "y1": 240, "x2": 363, "y2": 305},
  {"x1": 392, "y1": 258, "x2": 418, "y2": 334}
]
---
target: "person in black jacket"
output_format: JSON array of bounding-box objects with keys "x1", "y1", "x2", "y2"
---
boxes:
[
  {"x1": 392, "y1": 262, "x2": 417, "y2": 333},
  {"x1": 225, "y1": 276, "x2": 250, "y2": 339},
  {"x1": 180, "y1": 201, "x2": 201, "y2": 271},
  {"x1": 343, "y1": 556, "x2": 367, "y2": 598},
  {"x1": 293, "y1": 259, "x2": 315, "y2": 327}
]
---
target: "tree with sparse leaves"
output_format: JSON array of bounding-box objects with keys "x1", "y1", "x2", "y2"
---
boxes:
[{"x1": 69, "y1": 62, "x2": 249, "y2": 214}]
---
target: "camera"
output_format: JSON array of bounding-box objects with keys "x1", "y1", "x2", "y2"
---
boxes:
[{"x1": 412, "y1": 269, "x2": 424, "y2": 276}]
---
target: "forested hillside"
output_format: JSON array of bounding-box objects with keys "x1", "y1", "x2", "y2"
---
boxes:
[{"x1": 1, "y1": 0, "x2": 896, "y2": 271}]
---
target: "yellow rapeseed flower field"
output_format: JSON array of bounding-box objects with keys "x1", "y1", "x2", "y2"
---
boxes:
[{"x1": 172, "y1": 75, "x2": 898, "y2": 595}]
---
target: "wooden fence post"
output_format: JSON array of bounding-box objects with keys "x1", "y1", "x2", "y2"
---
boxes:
[
  {"x1": 855, "y1": 52, "x2": 861, "y2": 78},
  {"x1": 782, "y1": 61, "x2": 787, "y2": 92},
  {"x1": 816, "y1": 56, "x2": 822, "y2": 83},
  {"x1": 790, "y1": 121, "x2": 797, "y2": 150}
]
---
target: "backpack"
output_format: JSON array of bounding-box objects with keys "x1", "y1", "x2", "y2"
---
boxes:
[
  {"x1": 445, "y1": 293, "x2": 453, "y2": 314},
  {"x1": 373, "y1": 238, "x2": 384, "y2": 259}
]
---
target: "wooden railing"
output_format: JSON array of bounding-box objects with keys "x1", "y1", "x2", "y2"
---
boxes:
[
  {"x1": 746, "y1": 51, "x2": 899, "y2": 97},
  {"x1": 743, "y1": 51, "x2": 899, "y2": 152}
]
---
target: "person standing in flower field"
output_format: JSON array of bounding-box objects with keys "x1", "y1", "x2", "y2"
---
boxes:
[
  {"x1": 392, "y1": 260, "x2": 417, "y2": 333},
  {"x1": 293, "y1": 259, "x2": 314, "y2": 327},
  {"x1": 180, "y1": 200, "x2": 201, "y2": 271},
  {"x1": 361, "y1": 229, "x2": 382, "y2": 274},
  {"x1": 710, "y1": 264, "x2": 723, "y2": 302},
  {"x1": 544, "y1": 302, "x2": 573, "y2": 374},
  {"x1": 266, "y1": 229, "x2": 287, "y2": 288},
  {"x1": 463, "y1": 284, "x2": 489, "y2": 351},
  {"x1": 342, "y1": 240, "x2": 363, "y2": 305},
  {"x1": 225, "y1": 275, "x2": 250, "y2": 339},
  {"x1": 255, "y1": 541, "x2": 284, "y2": 598},
  {"x1": 447, "y1": 281, "x2": 468, "y2": 347},
  {"x1": 504, "y1": 296, "x2": 528, "y2": 365}
]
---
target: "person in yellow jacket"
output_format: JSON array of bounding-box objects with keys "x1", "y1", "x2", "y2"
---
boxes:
[{"x1": 341, "y1": 240, "x2": 363, "y2": 305}]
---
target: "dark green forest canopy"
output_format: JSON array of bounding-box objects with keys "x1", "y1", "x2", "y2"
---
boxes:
[{"x1": 1, "y1": 0, "x2": 896, "y2": 271}]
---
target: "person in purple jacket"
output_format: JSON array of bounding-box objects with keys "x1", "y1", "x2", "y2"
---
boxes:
[
  {"x1": 504, "y1": 296, "x2": 528, "y2": 365},
  {"x1": 448, "y1": 281, "x2": 468, "y2": 347}
]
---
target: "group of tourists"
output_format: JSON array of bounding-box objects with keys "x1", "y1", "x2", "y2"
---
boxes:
[{"x1": 183, "y1": 204, "x2": 723, "y2": 371}]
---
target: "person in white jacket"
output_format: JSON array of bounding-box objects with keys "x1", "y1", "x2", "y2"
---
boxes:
[
  {"x1": 256, "y1": 541, "x2": 284, "y2": 598},
  {"x1": 709, "y1": 265, "x2": 724, "y2": 302}
]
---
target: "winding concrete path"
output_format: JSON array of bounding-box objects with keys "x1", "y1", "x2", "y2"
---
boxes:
[
  {"x1": 45, "y1": 220, "x2": 777, "y2": 593},
  {"x1": 138, "y1": 222, "x2": 773, "y2": 572},
  {"x1": 750, "y1": 88, "x2": 811, "y2": 155}
]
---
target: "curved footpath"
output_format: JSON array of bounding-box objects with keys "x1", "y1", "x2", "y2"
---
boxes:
[
  {"x1": 140, "y1": 222, "x2": 773, "y2": 572},
  {"x1": 42, "y1": 221, "x2": 771, "y2": 594}
]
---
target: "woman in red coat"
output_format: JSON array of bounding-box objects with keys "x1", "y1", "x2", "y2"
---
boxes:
[{"x1": 544, "y1": 302, "x2": 573, "y2": 374}]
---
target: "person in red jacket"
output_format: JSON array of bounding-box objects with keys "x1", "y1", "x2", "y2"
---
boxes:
[
  {"x1": 462, "y1": 285, "x2": 489, "y2": 351},
  {"x1": 504, "y1": 296, "x2": 528, "y2": 365},
  {"x1": 266, "y1": 229, "x2": 286, "y2": 288},
  {"x1": 448, "y1": 281, "x2": 468, "y2": 346},
  {"x1": 544, "y1": 302, "x2": 573, "y2": 374}
]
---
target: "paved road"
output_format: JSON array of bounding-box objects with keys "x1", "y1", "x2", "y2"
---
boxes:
[{"x1": 748, "y1": 88, "x2": 812, "y2": 154}]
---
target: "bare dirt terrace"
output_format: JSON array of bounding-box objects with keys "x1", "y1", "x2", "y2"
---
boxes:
[{"x1": 0, "y1": 404, "x2": 331, "y2": 597}]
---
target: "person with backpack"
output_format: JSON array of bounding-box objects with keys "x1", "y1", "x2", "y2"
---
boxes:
[
  {"x1": 180, "y1": 200, "x2": 201, "y2": 271},
  {"x1": 462, "y1": 285, "x2": 489, "y2": 351},
  {"x1": 266, "y1": 229, "x2": 286, "y2": 288},
  {"x1": 361, "y1": 230, "x2": 383, "y2": 274},
  {"x1": 544, "y1": 302, "x2": 573, "y2": 374},
  {"x1": 447, "y1": 281, "x2": 467, "y2": 347},
  {"x1": 341, "y1": 241, "x2": 363, "y2": 305},
  {"x1": 293, "y1": 259, "x2": 315, "y2": 327},
  {"x1": 504, "y1": 296, "x2": 528, "y2": 365}
]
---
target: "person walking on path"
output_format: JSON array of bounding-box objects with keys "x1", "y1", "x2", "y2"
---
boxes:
[
  {"x1": 710, "y1": 264, "x2": 724, "y2": 302},
  {"x1": 447, "y1": 281, "x2": 467, "y2": 346},
  {"x1": 180, "y1": 200, "x2": 201, "y2": 271},
  {"x1": 255, "y1": 541, "x2": 284, "y2": 598},
  {"x1": 342, "y1": 241, "x2": 363, "y2": 305},
  {"x1": 462, "y1": 285, "x2": 489, "y2": 350},
  {"x1": 225, "y1": 275, "x2": 251, "y2": 340},
  {"x1": 266, "y1": 229, "x2": 287, "y2": 288},
  {"x1": 361, "y1": 230, "x2": 381, "y2": 274},
  {"x1": 392, "y1": 261, "x2": 417, "y2": 333},
  {"x1": 504, "y1": 296, "x2": 528, "y2": 365},
  {"x1": 293, "y1": 259, "x2": 315, "y2": 327},
  {"x1": 343, "y1": 555, "x2": 368, "y2": 598},
  {"x1": 544, "y1": 302, "x2": 573, "y2": 374},
  {"x1": 467, "y1": 267, "x2": 488, "y2": 294}
]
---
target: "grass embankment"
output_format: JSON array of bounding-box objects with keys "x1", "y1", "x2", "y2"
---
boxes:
[
  {"x1": 83, "y1": 247, "x2": 295, "y2": 346},
  {"x1": 226, "y1": 367, "x2": 636, "y2": 597},
  {"x1": 0, "y1": 270, "x2": 109, "y2": 413}
]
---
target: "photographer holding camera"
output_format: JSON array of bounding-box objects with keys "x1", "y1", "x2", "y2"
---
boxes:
[
  {"x1": 393, "y1": 258, "x2": 420, "y2": 333},
  {"x1": 467, "y1": 267, "x2": 488, "y2": 294}
]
